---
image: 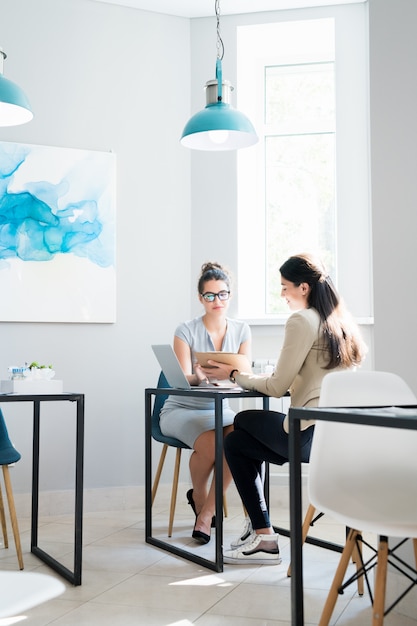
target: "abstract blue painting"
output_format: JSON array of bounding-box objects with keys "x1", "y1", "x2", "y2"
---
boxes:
[{"x1": 0, "y1": 142, "x2": 116, "y2": 322}]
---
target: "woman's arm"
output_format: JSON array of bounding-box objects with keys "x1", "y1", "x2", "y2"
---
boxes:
[
  {"x1": 174, "y1": 336, "x2": 207, "y2": 385},
  {"x1": 207, "y1": 311, "x2": 317, "y2": 397},
  {"x1": 238, "y1": 338, "x2": 251, "y2": 359}
]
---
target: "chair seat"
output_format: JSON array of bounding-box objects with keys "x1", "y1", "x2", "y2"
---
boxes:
[{"x1": 0, "y1": 446, "x2": 21, "y2": 465}]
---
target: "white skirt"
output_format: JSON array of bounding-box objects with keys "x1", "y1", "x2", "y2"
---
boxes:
[{"x1": 160, "y1": 396, "x2": 235, "y2": 448}]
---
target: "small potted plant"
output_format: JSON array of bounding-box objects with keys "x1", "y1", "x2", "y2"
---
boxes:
[{"x1": 26, "y1": 362, "x2": 55, "y2": 380}]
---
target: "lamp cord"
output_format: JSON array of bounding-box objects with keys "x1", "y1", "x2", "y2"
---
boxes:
[{"x1": 215, "y1": 0, "x2": 224, "y2": 61}]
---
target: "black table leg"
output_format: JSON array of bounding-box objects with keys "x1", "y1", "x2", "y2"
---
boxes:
[
  {"x1": 214, "y1": 395, "x2": 224, "y2": 571},
  {"x1": 31, "y1": 400, "x2": 40, "y2": 550},
  {"x1": 289, "y1": 416, "x2": 304, "y2": 625},
  {"x1": 30, "y1": 397, "x2": 84, "y2": 585}
]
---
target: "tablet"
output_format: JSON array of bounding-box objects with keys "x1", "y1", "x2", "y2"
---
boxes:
[{"x1": 194, "y1": 352, "x2": 252, "y2": 372}]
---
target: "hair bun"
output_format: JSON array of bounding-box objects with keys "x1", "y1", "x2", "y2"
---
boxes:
[
  {"x1": 201, "y1": 261, "x2": 223, "y2": 274},
  {"x1": 198, "y1": 261, "x2": 232, "y2": 293}
]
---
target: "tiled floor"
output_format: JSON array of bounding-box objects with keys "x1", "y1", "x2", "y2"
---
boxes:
[{"x1": 1, "y1": 484, "x2": 417, "y2": 625}]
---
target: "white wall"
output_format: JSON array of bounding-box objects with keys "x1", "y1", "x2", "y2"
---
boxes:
[
  {"x1": 369, "y1": 0, "x2": 417, "y2": 390},
  {"x1": 368, "y1": 0, "x2": 417, "y2": 607},
  {"x1": 0, "y1": 0, "x2": 192, "y2": 494}
]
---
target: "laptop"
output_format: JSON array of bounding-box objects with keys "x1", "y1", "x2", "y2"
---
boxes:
[{"x1": 151, "y1": 344, "x2": 241, "y2": 391}]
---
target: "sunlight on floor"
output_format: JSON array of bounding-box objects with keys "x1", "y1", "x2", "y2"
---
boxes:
[
  {"x1": 0, "y1": 572, "x2": 65, "y2": 620},
  {"x1": 0, "y1": 617, "x2": 27, "y2": 626},
  {"x1": 170, "y1": 574, "x2": 233, "y2": 587}
]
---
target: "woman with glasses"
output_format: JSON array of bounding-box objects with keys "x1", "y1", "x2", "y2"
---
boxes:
[
  {"x1": 160, "y1": 261, "x2": 251, "y2": 544},
  {"x1": 202, "y1": 253, "x2": 367, "y2": 564}
]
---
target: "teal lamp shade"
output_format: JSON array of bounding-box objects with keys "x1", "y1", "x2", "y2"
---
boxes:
[
  {"x1": 181, "y1": 101, "x2": 258, "y2": 151},
  {"x1": 181, "y1": 71, "x2": 258, "y2": 151},
  {"x1": 0, "y1": 49, "x2": 33, "y2": 127}
]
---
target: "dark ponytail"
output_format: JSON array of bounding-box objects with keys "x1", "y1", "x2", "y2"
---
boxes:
[{"x1": 280, "y1": 254, "x2": 366, "y2": 369}]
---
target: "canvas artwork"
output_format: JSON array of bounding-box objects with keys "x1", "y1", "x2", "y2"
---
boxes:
[{"x1": 0, "y1": 142, "x2": 116, "y2": 322}]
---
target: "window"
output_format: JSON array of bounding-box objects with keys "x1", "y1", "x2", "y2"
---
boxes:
[{"x1": 237, "y1": 5, "x2": 371, "y2": 321}]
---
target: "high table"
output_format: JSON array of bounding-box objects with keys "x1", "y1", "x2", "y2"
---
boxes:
[
  {"x1": 288, "y1": 405, "x2": 417, "y2": 626},
  {"x1": 145, "y1": 386, "x2": 269, "y2": 572},
  {"x1": 0, "y1": 392, "x2": 84, "y2": 586}
]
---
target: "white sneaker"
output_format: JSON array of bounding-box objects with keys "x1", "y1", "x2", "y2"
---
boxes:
[
  {"x1": 224, "y1": 533, "x2": 282, "y2": 565},
  {"x1": 230, "y1": 517, "x2": 253, "y2": 548}
]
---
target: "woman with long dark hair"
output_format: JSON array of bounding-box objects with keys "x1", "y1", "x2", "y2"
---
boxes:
[{"x1": 204, "y1": 253, "x2": 367, "y2": 564}]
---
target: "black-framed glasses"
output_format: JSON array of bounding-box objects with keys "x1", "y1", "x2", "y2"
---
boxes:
[{"x1": 201, "y1": 290, "x2": 230, "y2": 302}]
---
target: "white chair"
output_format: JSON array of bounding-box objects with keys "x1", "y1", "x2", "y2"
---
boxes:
[
  {"x1": 287, "y1": 369, "x2": 417, "y2": 580},
  {"x1": 308, "y1": 370, "x2": 417, "y2": 625}
]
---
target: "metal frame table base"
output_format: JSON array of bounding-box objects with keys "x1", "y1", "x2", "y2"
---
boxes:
[
  {"x1": 0, "y1": 392, "x2": 84, "y2": 586},
  {"x1": 145, "y1": 387, "x2": 269, "y2": 572}
]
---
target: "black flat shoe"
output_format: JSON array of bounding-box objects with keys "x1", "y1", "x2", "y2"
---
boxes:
[
  {"x1": 192, "y1": 521, "x2": 211, "y2": 545},
  {"x1": 187, "y1": 488, "x2": 216, "y2": 528}
]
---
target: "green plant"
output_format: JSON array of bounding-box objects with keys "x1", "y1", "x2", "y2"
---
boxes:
[{"x1": 29, "y1": 361, "x2": 53, "y2": 369}]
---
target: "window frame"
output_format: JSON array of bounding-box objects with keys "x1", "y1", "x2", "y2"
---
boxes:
[{"x1": 236, "y1": 4, "x2": 372, "y2": 324}]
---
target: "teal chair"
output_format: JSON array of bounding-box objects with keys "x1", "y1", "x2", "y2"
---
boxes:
[
  {"x1": 151, "y1": 371, "x2": 229, "y2": 536},
  {"x1": 151, "y1": 372, "x2": 191, "y2": 537},
  {"x1": 0, "y1": 409, "x2": 23, "y2": 569}
]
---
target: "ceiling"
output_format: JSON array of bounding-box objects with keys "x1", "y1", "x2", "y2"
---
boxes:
[{"x1": 92, "y1": 0, "x2": 355, "y2": 18}]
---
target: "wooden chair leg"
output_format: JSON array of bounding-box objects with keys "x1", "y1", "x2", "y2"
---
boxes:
[
  {"x1": 287, "y1": 503, "x2": 317, "y2": 577},
  {"x1": 152, "y1": 444, "x2": 228, "y2": 537},
  {"x1": 318, "y1": 528, "x2": 360, "y2": 626},
  {"x1": 2, "y1": 466, "x2": 23, "y2": 570},
  {"x1": 0, "y1": 482, "x2": 9, "y2": 548},
  {"x1": 151, "y1": 444, "x2": 168, "y2": 504},
  {"x1": 286, "y1": 508, "x2": 364, "y2": 599},
  {"x1": 168, "y1": 448, "x2": 182, "y2": 538},
  {"x1": 372, "y1": 536, "x2": 388, "y2": 626},
  {"x1": 413, "y1": 538, "x2": 417, "y2": 569},
  {"x1": 352, "y1": 536, "x2": 364, "y2": 595}
]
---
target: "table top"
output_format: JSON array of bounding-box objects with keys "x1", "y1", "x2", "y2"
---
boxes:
[
  {"x1": 289, "y1": 405, "x2": 417, "y2": 429},
  {"x1": 145, "y1": 386, "x2": 268, "y2": 400},
  {"x1": 0, "y1": 392, "x2": 84, "y2": 402}
]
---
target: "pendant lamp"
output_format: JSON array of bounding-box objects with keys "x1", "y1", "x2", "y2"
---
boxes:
[
  {"x1": 0, "y1": 48, "x2": 33, "y2": 127},
  {"x1": 180, "y1": 0, "x2": 258, "y2": 151}
]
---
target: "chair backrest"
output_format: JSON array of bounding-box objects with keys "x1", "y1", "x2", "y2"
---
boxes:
[
  {"x1": 318, "y1": 369, "x2": 417, "y2": 407},
  {"x1": 308, "y1": 370, "x2": 417, "y2": 537},
  {"x1": 151, "y1": 371, "x2": 190, "y2": 449},
  {"x1": 0, "y1": 409, "x2": 21, "y2": 466}
]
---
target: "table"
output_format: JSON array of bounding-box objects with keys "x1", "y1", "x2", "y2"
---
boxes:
[
  {"x1": 145, "y1": 386, "x2": 269, "y2": 572},
  {"x1": 0, "y1": 392, "x2": 84, "y2": 586},
  {"x1": 288, "y1": 405, "x2": 417, "y2": 626}
]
